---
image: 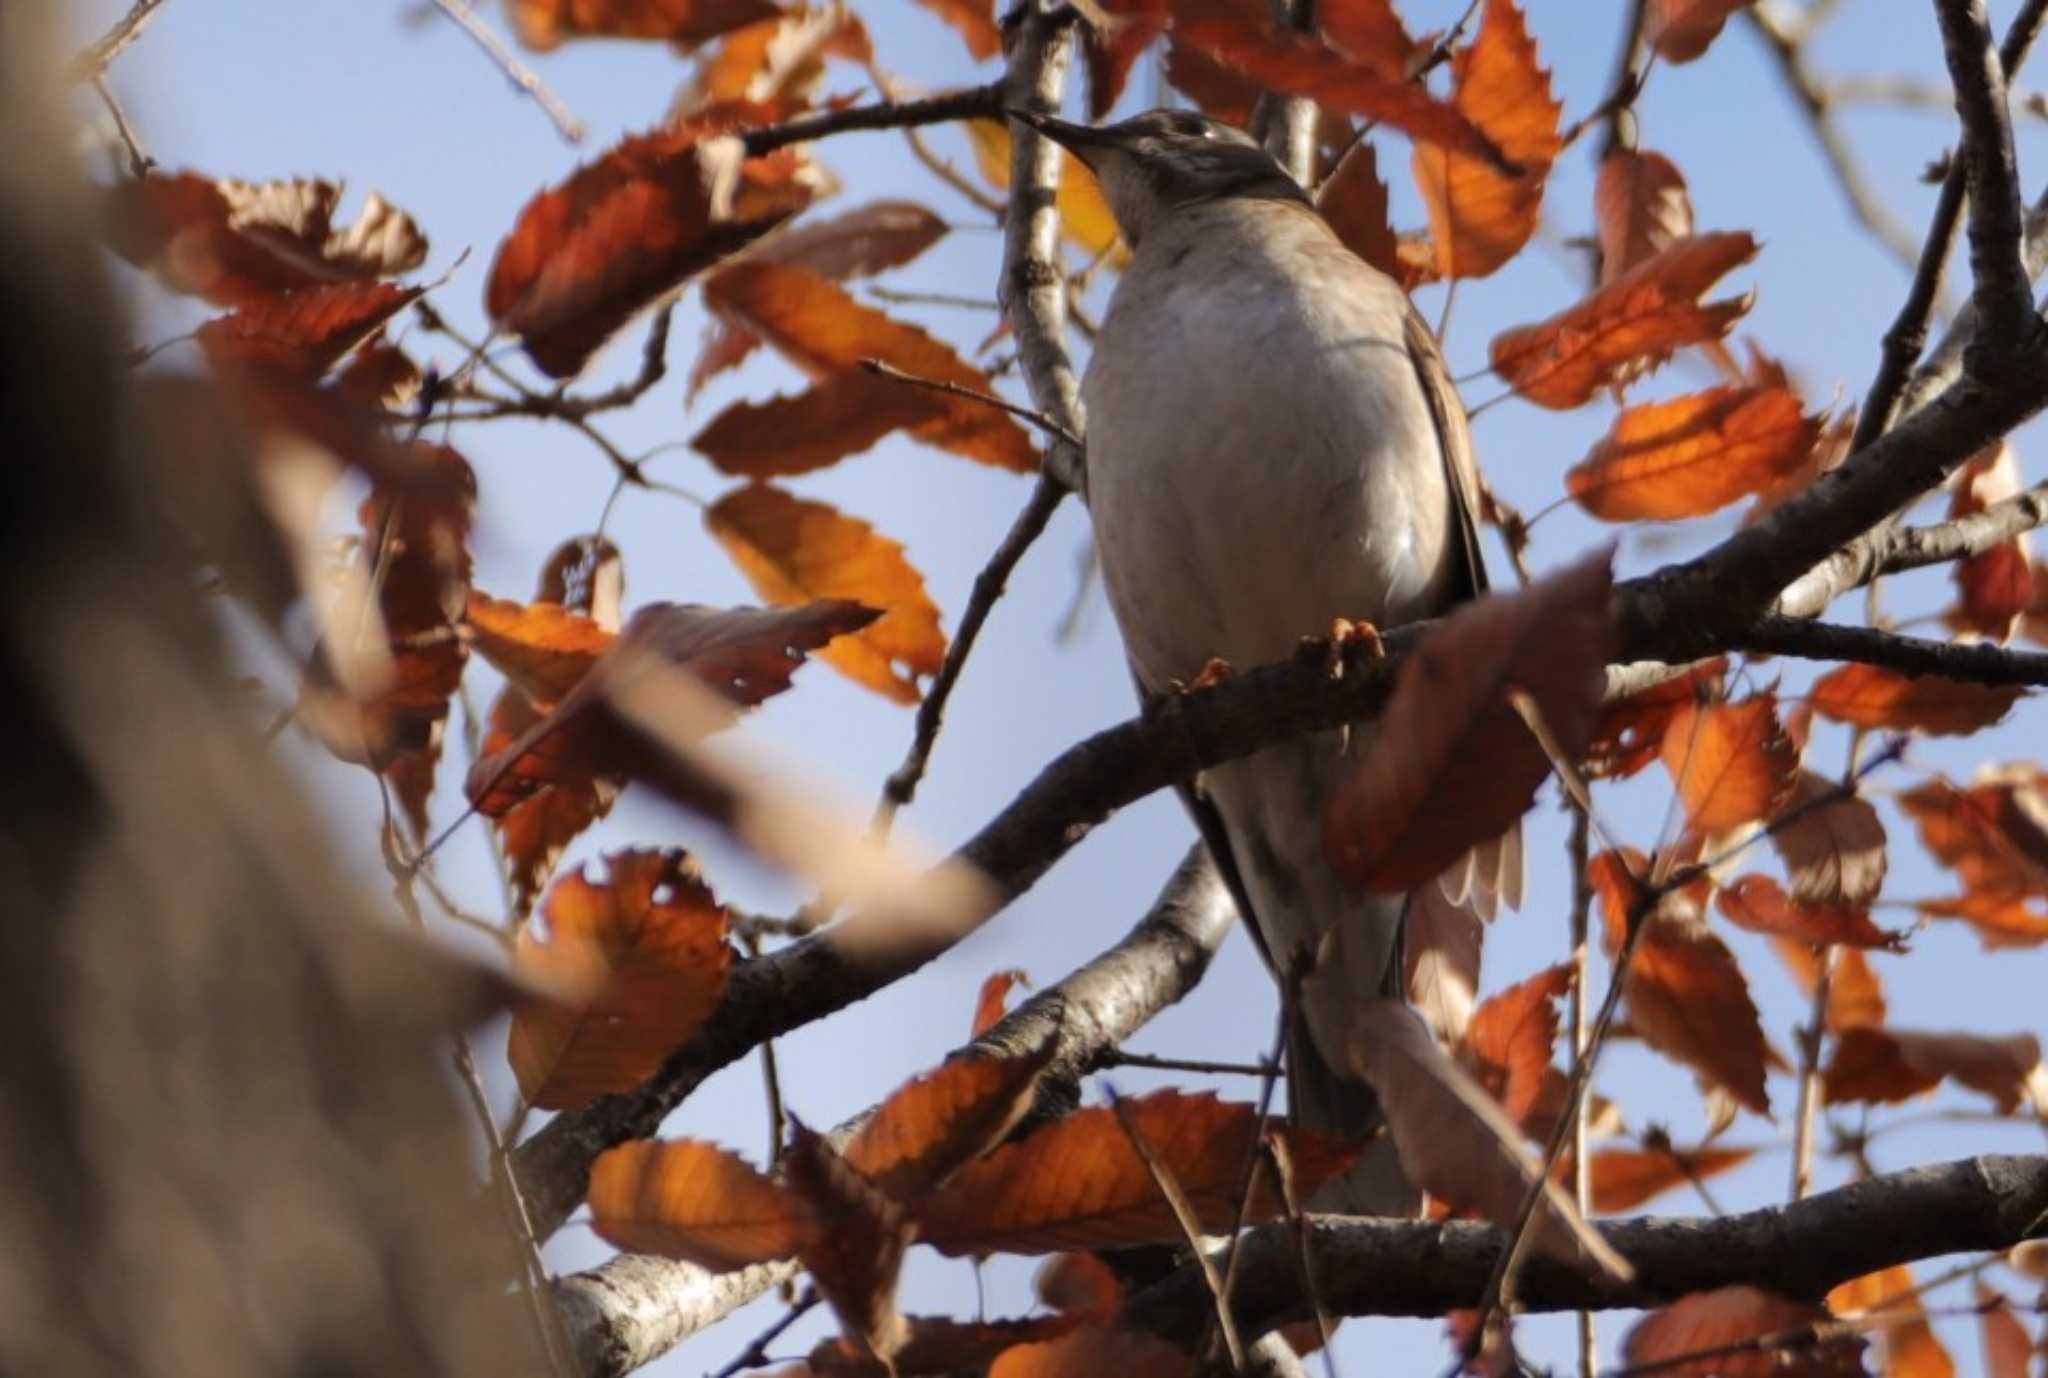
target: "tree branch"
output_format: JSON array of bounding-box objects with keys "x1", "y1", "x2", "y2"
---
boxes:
[
  {"x1": 1932, "y1": 0, "x2": 2038, "y2": 355},
  {"x1": 740, "y1": 85, "x2": 1008, "y2": 157},
  {"x1": 1733, "y1": 617, "x2": 2048, "y2": 684},
  {"x1": 549, "y1": 848, "x2": 1237, "y2": 1374},
  {"x1": 69, "y1": 0, "x2": 169, "y2": 79},
  {"x1": 1121, "y1": 1155, "x2": 2048, "y2": 1340}
]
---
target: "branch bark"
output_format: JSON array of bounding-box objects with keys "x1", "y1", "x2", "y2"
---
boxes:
[
  {"x1": 552, "y1": 848, "x2": 1237, "y2": 1375},
  {"x1": 1121, "y1": 1155, "x2": 2048, "y2": 1341},
  {"x1": 1933, "y1": 0, "x2": 2038, "y2": 355}
]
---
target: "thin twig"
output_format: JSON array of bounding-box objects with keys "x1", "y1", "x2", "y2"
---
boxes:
[
  {"x1": 70, "y1": 0, "x2": 169, "y2": 79},
  {"x1": 427, "y1": 0, "x2": 586, "y2": 144},
  {"x1": 708, "y1": 1290, "x2": 819, "y2": 1378},
  {"x1": 1788, "y1": 944, "x2": 1836, "y2": 1203},
  {"x1": 1264, "y1": 1133, "x2": 1340, "y2": 1378},
  {"x1": 91, "y1": 75, "x2": 153, "y2": 177},
  {"x1": 742, "y1": 85, "x2": 1007, "y2": 157},
  {"x1": 1733, "y1": 616, "x2": 2048, "y2": 686},
  {"x1": 1567, "y1": 806, "x2": 1597, "y2": 1378},
  {"x1": 859, "y1": 358, "x2": 1082, "y2": 448},
  {"x1": 1100, "y1": 1050, "x2": 1279, "y2": 1078}
]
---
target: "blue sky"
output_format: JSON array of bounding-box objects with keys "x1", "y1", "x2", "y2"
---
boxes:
[{"x1": 69, "y1": 1, "x2": 2048, "y2": 1373}]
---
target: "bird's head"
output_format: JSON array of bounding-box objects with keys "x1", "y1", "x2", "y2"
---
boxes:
[{"x1": 1007, "y1": 107, "x2": 1308, "y2": 246}]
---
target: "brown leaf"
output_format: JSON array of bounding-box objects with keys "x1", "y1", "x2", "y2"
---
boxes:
[
  {"x1": 1594, "y1": 858, "x2": 1773, "y2": 1115},
  {"x1": 1318, "y1": 0, "x2": 1415, "y2": 73},
  {"x1": 1596, "y1": 148, "x2": 1694, "y2": 283},
  {"x1": 1085, "y1": 0, "x2": 1172, "y2": 118},
  {"x1": 680, "y1": 4, "x2": 872, "y2": 113},
  {"x1": 1033, "y1": 1252, "x2": 1123, "y2": 1315},
  {"x1": 336, "y1": 335, "x2": 424, "y2": 410},
  {"x1": 912, "y1": 0, "x2": 1000, "y2": 60},
  {"x1": 706, "y1": 259, "x2": 1037, "y2": 470},
  {"x1": 510, "y1": 0, "x2": 780, "y2": 50},
  {"x1": 963, "y1": 119, "x2": 1127, "y2": 266},
  {"x1": 810, "y1": 1315, "x2": 1092, "y2": 1377},
  {"x1": 1412, "y1": 0, "x2": 1562, "y2": 279},
  {"x1": 1318, "y1": 140, "x2": 1429, "y2": 289},
  {"x1": 693, "y1": 367, "x2": 942, "y2": 477},
  {"x1": 1168, "y1": 0, "x2": 1510, "y2": 165},
  {"x1": 106, "y1": 174, "x2": 427, "y2": 306},
  {"x1": 1490, "y1": 232, "x2": 1757, "y2": 409},
  {"x1": 1808, "y1": 663, "x2": 2024, "y2": 736},
  {"x1": 487, "y1": 123, "x2": 825, "y2": 378},
  {"x1": 1830, "y1": 1266, "x2": 1956, "y2": 1378},
  {"x1": 989, "y1": 1326, "x2": 1196, "y2": 1378},
  {"x1": 1567, "y1": 386, "x2": 1822, "y2": 522},
  {"x1": 1321, "y1": 997, "x2": 1631, "y2": 1280},
  {"x1": 842, "y1": 1044, "x2": 1054, "y2": 1200},
  {"x1": 1716, "y1": 875, "x2": 1901, "y2": 949},
  {"x1": 509, "y1": 851, "x2": 732, "y2": 1109},
  {"x1": 706, "y1": 483, "x2": 944, "y2": 704},
  {"x1": 1625, "y1": 1287, "x2": 1862, "y2": 1377},
  {"x1": 198, "y1": 281, "x2": 421, "y2": 380},
  {"x1": 1660, "y1": 691, "x2": 1797, "y2": 835},
  {"x1": 1590, "y1": 1143, "x2": 1755, "y2": 1213},
  {"x1": 1947, "y1": 445, "x2": 2035, "y2": 642},
  {"x1": 1325, "y1": 551, "x2": 1616, "y2": 892},
  {"x1": 466, "y1": 590, "x2": 619, "y2": 705},
  {"x1": 1973, "y1": 1284, "x2": 2032, "y2": 1378},
  {"x1": 1772, "y1": 939, "x2": 1886, "y2": 1032},
  {"x1": 783, "y1": 1122, "x2": 916, "y2": 1364},
  {"x1": 1899, "y1": 768, "x2": 2048, "y2": 898},
  {"x1": 1585, "y1": 659, "x2": 1728, "y2": 780},
  {"x1": 913, "y1": 1091, "x2": 1361, "y2": 1255},
  {"x1": 1823, "y1": 1028, "x2": 2048, "y2": 1115},
  {"x1": 971, "y1": 968, "x2": 1030, "y2": 1038},
  {"x1": 486, "y1": 687, "x2": 623, "y2": 917},
  {"x1": 1770, "y1": 770, "x2": 1888, "y2": 907},
  {"x1": 1459, "y1": 964, "x2": 1572, "y2": 1135},
  {"x1": 587, "y1": 1137, "x2": 814, "y2": 1267},
  {"x1": 1916, "y1": 893, "x2": 2048, "y2": 948},
  {"x1": 1647, "y1": 0, "x2": 1757, "y2": 65}
]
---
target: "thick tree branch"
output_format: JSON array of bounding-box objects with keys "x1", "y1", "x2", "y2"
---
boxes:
[
  {"x1": 1121, "y1": 1155, "x2": 2048, "y2": 1340},
  {"x1": 1733, "y1": 617, "x2": 2048, "y2": 684},
  {"x1": 550, "y1": 848, "x2": 1237, "y2": 1374},
  {"x1": 1933, "y1": 0, "x2": 2038, "y2": 356},
  {"x1": 1879, "y1": 478, "x2": 2048, "y2": 572}
]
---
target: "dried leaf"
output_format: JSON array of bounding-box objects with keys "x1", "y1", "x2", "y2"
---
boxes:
[
  {"x1": 1319, "y1": 139, "x2": 1428, "y2": 289},
  {"x1": 1325, "y1": 552, "x2": 1616, "y2": 892},
  {"x1": 587, "y1": 1137, "x2": 814, "y2": 1267},
  {"x1": 198, "y1": 281, "x2": 421, "y2": 380},
  {"x1": 1823, "y1": 1028, "x2": 2048, "y2": 1115},
  {"x1": 1808, "y1": 663, "x2": 2024, "y2": 736},
  {"x1": 1034, "y1": 1252, "x2": 1123, "y2": 1315},
  {"x1": 971, "y1": 969, "x2": 1030, "y2": 1038},
  {"x1": 964, "y1": 119, "x2": 1126, "y2": 266},
  {"x1": 487, "y1": 125, "x2": 825, "y2": 378},
  {"x1": 1318, "y1": 0, "x2": 1415, "y2": 73},
  {"x1": 1597, "y1": 148, "x2": 1694, "y2": 283},
  {"x1": 1716, "y1": 875, "x2": 1901, "y2": 949},
  {"x1": 1660, "y1": 691, "x2": 1797, "y2": 835},
  {"x1": 1589, "y1": 1142, "x2": 1755, "y2": 1213},
  {"x1": 1626, "y1": 1287, "x2": 1862, "y2": 1377},
  {"x1": 783, "y1": 1123, "x2": 915, "y2": 1363},
  {"x1": 509, "y1": 0, "x2": 780, "y2": 50},
  {"x1": 989, "y1": 1326, "x2": 1196, "y2": 1378},
  {"x1": 1321, "y1": 997, "x2": 1631, "y2": 1280},
  {"x1": 1973, "y1": 1284, "x2": 2032, "y2": 1378},
  {"x1": 1567, "y1": 386, "x2": 1821, "y2": 522},
  {"x1": 706, "y1": 483, "x2": 944, "y2": 704},
  {"x1": 912, "y1": 0, "x2": 1000, "y2": 60},
  {"x1": 1412, "y1": 0, "x2": 1563, "y2": 279},
  {"x1": 1772, "y1": 939, "x2": 1886, "y2": 1032},
  {"x1": 1916, "y1": 893, "x2": 2048, "y2": 948},
  {"x1": 1586, "y1": 659, "x2": 1727, "y2": 780},
  {"x1": 680, "y1": 4, "x2": 872, "y2": 113},
  {"x1": 810, "y1": 1315, "x2": 1093, "y2": 1377},
  {"x1": 486, "y1": 687, "x2": 623, "y2": 917},
  {"x1": 1490, "y1": 232, "x2": 1757, "y2": 409},
  {"x1": 706, "y1": 259, "x2": 1038, "y2": 470},
  {"x1": 1459, "y1": 963, "x2": 1572, "y2": 1136},
  {"x1": 913, "y1": 1091, "x2": 1361, "y2": 1255},
  {"x1": 1830, "y1": 1266, "x2": 1956, "y2": 1378},
  {"x1": 1770, "y1": 771, "x2": 1888, "y2": 907},
  {"x1": 1899, "y1": 768, "x2": 2048, "y2": 898},
  {"x1": 466, "y1": 590, "x2": 619, "y2": 705},
  {"x1": 1944, "y1": 445, "x2": 2036, "y2": 641},
  {"x1": 693, "y1": 367, "x2": 941, "y2": 477},
  {"x1": 1647, "y1": 0, "x2": 1757, "y2": 65},
  {"x1": 842, "y1": 1044, "x2": 1054, "y2": 1199},
  {"x1": 509, "y1": 850, "x2": 733, "y2": 1109},
  {"x1": 1085, "y1": 0, "x2": 1172, "y2": 118}
]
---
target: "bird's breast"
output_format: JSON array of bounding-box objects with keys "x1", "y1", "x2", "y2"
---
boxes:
[{"x1": 1083, "y1": 219, "x2": 1457, "y2": 691}]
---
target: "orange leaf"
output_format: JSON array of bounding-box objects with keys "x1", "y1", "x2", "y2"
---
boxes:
[
  {"x1": 912, "y1": 0, "x2": 1001, "y2": 60},
  {"x1": 589, "y1": 1138, "x2": 813, "y2": 1267},
  {"x1": 1770, "y1": 770, "x2": 1888, "y2": 907},
  {"x1": 486, "y1": 686, "x2": 622, "y2": 917},
  {"x1": 682, "y1": 6, "x2": 872, "y2": 112},
  {"x1": 693, "y1": 368, "x2": 942, "y2": 478},
  {"x1": 1917, "y1": 893, "x2": 2048, "y2": 948},
  {"x1": 782, "y1": 1123, "x2": 915, "y2": 1363},
  {"x1": 706, "y1": 259, "x2": 1038, "y2": 471},
  {"x1": 1033, "y1": 1253, "x2": 1123, "y2": 1315},
  {"x1": 1084, "y1": 0, "x2": 1173, "y2": 118},
  {"x1": 466, "y1": 589, "x2": 618, "y2": 705},
  {"x1": 1567, "y1": 386, "x2": 1821, "y2": 522},
  {"x1": 1808, "y1": 662, "x2": 2024, "y2": 735},
  {"x1": 705, "y1": 484, "x2": 944, "y2": 704},
  {"x1": 1823, "y1": 1027, "x2": 2047, "y2": 1115},
  {"x1": 510, "y1": 0, "x2": 779, "y2": 50},
  {"x1": 1325, "y1": 552, "x2": 1616, "y2": 892},
  {"x1": 810, "y1": 1315, "x2": 1093, "y2": 1377},
  {"x1": 486, "y1": 124, "x2": 824, "y2": 378},
  {"x1": 842, "y1": 1045, "x2": 1054, "y2": 1200},
  {"x1": 1716, "y1": 875, "x2": 1901, "y2": 949},
  {"x1": 1318, "y1": 0, "x2": 1415, "y2": 73},
  {"x1": 105, "y1": 174, "x2": 427, "y2": 306},
  {"x1": 1626, "y1": 1287, "x2": 1862, "y2": 1377},
  {"x1": 1412, "y1": 0, "x2": 1562, "y2": 279},
  {"x1": 964, "y1": 119, "x2": 1127, "y2": 267},
  {"x1": 1830, "y1": 1266, "x2": 1956, "y2": 1378},
  {"x1": 1318, "y1": 140, "x2": 1426, "y2": 288},
  {"x1": 1660, "y1": 691, "x2": 1797, "y2": 834},
  {"x1": 198, "y1": 281, "x2": 420, "y2": 380},
  {"x1": 1596, "y1": 148, "x2": 1694, "y2": 283},
  {"x1": 1168, "y1": 0, "x2": 1510, "y2": 165},
  {"x1": 1585, "y1": 659, "x2": 1728, "y2": 780},
  {"x1": 1588, "y1": 1142, "x2": 1755, "y2": 1213},
  {"x1": 1490, "y1": 232, "x2": 1757, "y2": 409},
  {"x1": 989, "y1": 1326, "x2": 1195, "y2": 1378},
  {"x1": 1646, "y1": 0, "x2": 1757, "y2": 65},
  {"x1": 971, "y1": 968, "x2": 1030, "y2": 1037},
  {"x1": 1973, "y1": 1284, "x2": 2033, "y2": 1378},
  {"x1": 1460, "y1": 964, "x2": 1573, "y2": 1133},
  {"x1": 1947, "y1": 445, "x2": 2035, "y2": 642},
  {"x1": 1898, "y1": 769, "x2": 2048, "y2": 898},
  {"x1": 913, "y1": 1091, "x2": 1361, "y2": 1255},
  {"x1": 508, "y1": 850, "x2": 732, "y2": 1109},
  {"x1": 1772, "y1": 939, "x2": 1887, "y2": 1032}
]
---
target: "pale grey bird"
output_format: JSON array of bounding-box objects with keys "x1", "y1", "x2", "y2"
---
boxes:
[{"x1": 1013, "y1": 107, "x2": 1521, "y2": 1210}]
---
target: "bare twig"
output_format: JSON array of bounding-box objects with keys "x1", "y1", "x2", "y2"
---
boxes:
[
  {"x1": 1263, "y1": 1134, "x2": 1339, "y2": 1378},
  {"x1": 1788, "y1": 945, "x2": 1836, "y2": 1203},
  {"x1": 858, "y1": 358, "x2": 1082, "y2": 448},
  {"x1": 742, "y1": 85, "x2": 1007, "y2": 157},
  {"x1": 90, "y1": 75, "x2": 153, "y2": 177},
  {"x1": 1101, "y1": 1050, "x2": 1279, "y2": 1078},
  {"x1": 1568, "y1": 806, "x2": 1597, "y2": 1378},
  {"x1": 70, "y1": 0, "x2": 169, "y2": 78},
  {"x1": 1733, "y1": 616, "x2": 2048, "y2": 684},
  {"x1": 708, "y1": 1290, "x2": 818, "y2": 1378},
  {"x1": 427, "y1": 0, "x2": 586, "y2": 144}
]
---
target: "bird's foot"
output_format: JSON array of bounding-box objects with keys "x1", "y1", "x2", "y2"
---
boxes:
[
  {"x1": 1306, "y1": 618, "x2": 1384, "y2": 679},
  {"x1": 1179, "y1": 657, "x2": 1236, "y2": 693}
]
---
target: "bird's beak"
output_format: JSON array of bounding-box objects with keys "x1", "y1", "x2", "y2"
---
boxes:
[{"x1": 1005, "y1": 107, "x2": 1114, "y2": 165}]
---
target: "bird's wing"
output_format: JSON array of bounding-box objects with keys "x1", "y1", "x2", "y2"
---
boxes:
[{"x1": 1400, "y1": 302, "x2": 1527, "y2": 916}]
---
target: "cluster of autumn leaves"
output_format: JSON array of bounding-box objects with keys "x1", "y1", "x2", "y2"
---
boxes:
[{"x1": 94, "y1": 0, "x2": 2048, "y2": 1371}]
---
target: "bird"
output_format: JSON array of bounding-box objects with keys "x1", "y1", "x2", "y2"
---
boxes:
[{"x1": 1010, "y1": 106, "x2": 1521, "y2": 1212}]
